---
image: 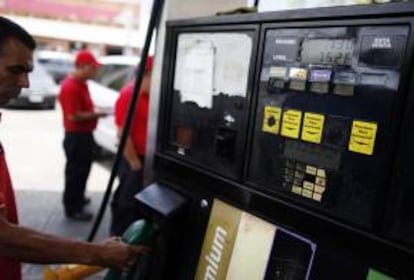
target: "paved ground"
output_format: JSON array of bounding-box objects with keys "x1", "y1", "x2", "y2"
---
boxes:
[
  {"x1": 16, "y1": 188, "x2": 112, "y2": 280},
  {"x1": 15, "y1": 151, "x2": 117, "y2": 280}
]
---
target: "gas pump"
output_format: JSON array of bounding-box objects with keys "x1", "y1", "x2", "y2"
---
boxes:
[
  {"x1": 142, "y1": 2, "x2": 414, "y2": 279},
  {"x1": 49, "y1": 2, "x2": 414, "y2": 279}
]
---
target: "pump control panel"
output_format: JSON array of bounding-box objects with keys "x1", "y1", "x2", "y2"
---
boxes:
[
  {"x1": 161, "y1": 29, "x2": 256, "y2": 179},
  {"x1": 248, "y1": 25, "x2": 408, "y2": 227},
  {"x1": 156, "y1": 5, "x2": 414, "y2": 279}
]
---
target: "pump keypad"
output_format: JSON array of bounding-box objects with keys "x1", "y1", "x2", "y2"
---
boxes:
[{"x1": 282, "y1": 160, "x2": 327, "y2": 203}]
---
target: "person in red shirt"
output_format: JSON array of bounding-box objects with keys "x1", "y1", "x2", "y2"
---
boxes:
[
  {"x1": 110, "y1": 56, "x2": 152, "y2": 235},
  {"x1": 0, "y1": 17, "x2": 149, "y2": 280},
  {"x1": 58, "y1": 49, "x2": 107, "y2": 221}
]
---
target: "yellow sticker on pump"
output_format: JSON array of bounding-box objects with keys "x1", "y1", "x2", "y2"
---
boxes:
[
  {"x1": 281, "y1": 109, "x2": 302, "y2": 139},
  {"x1": 348, "y1": 120, "x2": 378, "y2": 155},
  {"x1": 301, "y1": 112, "x2": 325, "y2": 144},
  {"x1": 262, "y1": 106, "x2": 282, "y2": 135}
]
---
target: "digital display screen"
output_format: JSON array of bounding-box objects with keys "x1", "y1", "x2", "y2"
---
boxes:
[{"x1": 301, "y1": 39, "x2": 354, "y2": 65}]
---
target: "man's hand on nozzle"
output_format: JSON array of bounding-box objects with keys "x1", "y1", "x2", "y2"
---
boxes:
[{"x1": 97, "y1": 237, "x2": 151, "y2": 271}]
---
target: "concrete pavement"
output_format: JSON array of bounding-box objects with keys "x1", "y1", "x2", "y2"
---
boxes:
[{"x1": 16, "y1": 188, "x2": 112, "y2": 279}]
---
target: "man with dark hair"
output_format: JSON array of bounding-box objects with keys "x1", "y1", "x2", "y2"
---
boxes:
[
  {"x1": 0, "y1": 17, "x2": 36, "y2": 106},
  {"x1": 0, "y1": 16, "x2": 148, "y2": 280},
  {"x1": 0, "y1": 16, "x2": 36, "y2": 51}
]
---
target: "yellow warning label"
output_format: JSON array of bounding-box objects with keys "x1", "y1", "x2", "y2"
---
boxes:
[
  {"x1": 348, "y1": 120, "x2": 378, "y2": 155},
  {"x1": 262, "y1": 106, "x2": 282, "y2": 135},
  {"x1": 301, "y1": 112, "x2": 325, "y2": 144},
  {"x1": 281, "y1": 109, "x2": 302, "y2": 139}
]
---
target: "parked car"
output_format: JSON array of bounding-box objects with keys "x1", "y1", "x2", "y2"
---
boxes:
[
  {"x1": 37, "y1": 50, "x2": 74, "y2": 83},
  {"x1": 89, "y1": 55, "x2": 139, "y2": 153},
  {"x1": 5, "y1": 58, "x2": 59, "y2": 109}
]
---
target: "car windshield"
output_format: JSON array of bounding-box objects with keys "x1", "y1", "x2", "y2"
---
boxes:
[{"x1": 93, "y1": 64, "x2": 135, "y2": 91}]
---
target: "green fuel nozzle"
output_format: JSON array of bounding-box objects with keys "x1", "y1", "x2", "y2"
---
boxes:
[{"x1": 104, "y1": 219, "x2": 156, "y2": 280}]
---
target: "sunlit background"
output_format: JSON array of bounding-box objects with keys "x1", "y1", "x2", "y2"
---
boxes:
[{"x1": 0, "y1": 0, "x2": 152, "y2": 56}]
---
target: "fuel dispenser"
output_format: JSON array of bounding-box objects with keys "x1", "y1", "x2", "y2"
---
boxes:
[{"x1": 138, "y1": 2, "x2": 414, "y2": 280}]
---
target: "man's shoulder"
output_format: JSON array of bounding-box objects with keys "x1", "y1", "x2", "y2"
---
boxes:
[
  {"x1": 60, "y1": 76, "x2": 84, "y2": 95},
  {"x1": 61, "y1": 76, "x2": 85, "y2": 88}
]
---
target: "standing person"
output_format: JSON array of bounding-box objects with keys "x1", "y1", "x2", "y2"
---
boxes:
[
  {"x1": 0, "y1": 16, "x2": 149, "y2": 280},
  {"x1": 58, "y1": 49, "x2": 107, "y2": 221},
  {"x1": 110, "y1": 56, "x2": 152, "y2": 236}
]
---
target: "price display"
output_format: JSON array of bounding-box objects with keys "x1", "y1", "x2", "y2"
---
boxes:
[{"x1": 301, "y1": 39, "x2": 354, "y2": 65}]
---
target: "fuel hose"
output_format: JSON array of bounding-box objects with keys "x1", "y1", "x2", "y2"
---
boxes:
[{"x1": 87, "y1": 0, "x2": 165, "y2": 242}]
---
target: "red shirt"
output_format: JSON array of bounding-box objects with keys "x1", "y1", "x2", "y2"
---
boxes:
[
  {"x1": 115, "y1": 82, "x2": 149, "y2": 156},
  {"x1": 0, "y1": 139, "x2": 22, "y2": 280},
  {"x1": 58, "y1": 76, "x2": 97, "y2": 132}
]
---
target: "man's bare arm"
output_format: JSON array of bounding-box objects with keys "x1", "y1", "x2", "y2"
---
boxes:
[
  {"x1": 0, "y1": 214, "x2": 148, "y2": 269},
  {"x1": 68, "y1": 111, "x2": 107, "y2": 122}
]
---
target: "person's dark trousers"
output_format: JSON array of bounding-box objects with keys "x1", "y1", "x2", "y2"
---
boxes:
[
  {"x1": 63, "y1": 131, "x2": 94, "y2": 215},
  {"x1": 110, "y1": 156, "x2": 145, "y2": 236}
]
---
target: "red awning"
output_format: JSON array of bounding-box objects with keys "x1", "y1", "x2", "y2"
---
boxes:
[{"x1": 4, "y1": 0, "x2": 120, "y2": 22}]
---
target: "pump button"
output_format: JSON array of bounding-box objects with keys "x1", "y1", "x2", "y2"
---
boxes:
[
  {"x1": 333, "y1": 84, "x2": 354, "y2": 96},
  {"x1": 309, "y1": 69, "x2": 331, "y2": 94},
  {"x1": 287, "y1": 59, "x2": 307, "y2": 92},
  {"x1": 359, "y1": 35, "x2": 407, "y2": 67},
  {"x1": 310, "y1": 82, "x2": 329, "y2": 94},
  {"x1": 289, "y1": 80, "x2": 306, "y2": 91},
  {"x1": 360, "y1": 73, "x2": 387, "y2": 87},
  {"x1": 269, "y1": 66, "x2": 288, "y2": 78},
  {"x1": 309, "y1": 69, "x2": 332, "y2": 82},
  {"x1": 268, "y1": 77, "x2": 286, "y2": 91},
  {"x1": 333, "y1": 71, "x2": 357, "y2": 96},
  {"x1": 334, "y1": 71, "x2": 357, "y2": 85}
]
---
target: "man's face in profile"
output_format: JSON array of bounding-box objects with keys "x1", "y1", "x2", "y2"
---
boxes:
[{"x1": 0, "y1": 38, "x2": 33, "y2": 105}]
